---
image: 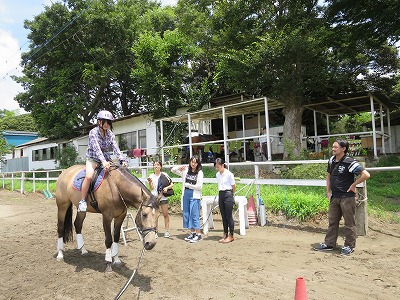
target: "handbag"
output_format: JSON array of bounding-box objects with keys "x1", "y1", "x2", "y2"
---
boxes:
[
  {"x1": 163, "y1": 188, "x2": 174, "y2": 197},
  {"x1": 158, "y1": 172, "x2": 174, "y2": 197}
]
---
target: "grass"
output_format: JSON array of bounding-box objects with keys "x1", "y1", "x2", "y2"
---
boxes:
[{"x1": 367, "y1": 171, "x2": 400, "y2": 223}]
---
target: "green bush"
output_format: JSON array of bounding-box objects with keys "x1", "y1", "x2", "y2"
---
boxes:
[
  {"x1": 284, "y1": 163, "x2": 326, "y2": 179},
  {"x1": 259, "y1": 185, "x2": 328, "y2": 221}
]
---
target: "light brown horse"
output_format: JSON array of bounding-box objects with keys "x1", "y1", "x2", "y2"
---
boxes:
[{"x1": 55, "y1": 164, "x2": 161, "y2": 272}]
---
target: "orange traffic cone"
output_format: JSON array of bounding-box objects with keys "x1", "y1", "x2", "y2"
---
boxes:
[{"x1": 294, "y1": 277, "x2": 308, "y2": 300}]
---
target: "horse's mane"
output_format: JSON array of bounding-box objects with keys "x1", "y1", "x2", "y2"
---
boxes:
[{"x1": 115, "y1": 167, "x2": 152, "y2": 196}]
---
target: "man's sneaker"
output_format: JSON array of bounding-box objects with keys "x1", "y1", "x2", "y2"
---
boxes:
[
  {"x1": 184, "y1": 232, "x2": 196, "y2": 241},
  {"x1": 314, "y1": 243, "x2": 334, "y2": 251},
  {"x1": 164, "y1": 231, "x2": 170, "y2": 238},
  {"x1": 190, "y1": 234, "x2": 202, "y2": 243},
  {"x1": 341, "y1": 246, "x2": 354, "y2": 256},
  {"x1": 78, "y1": 199, "x2": 87, "y2": 212}
]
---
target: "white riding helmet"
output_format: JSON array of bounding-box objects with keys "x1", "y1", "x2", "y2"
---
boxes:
[{"x1": 97, "y1": 110, "x2": 114, "y2": 121}]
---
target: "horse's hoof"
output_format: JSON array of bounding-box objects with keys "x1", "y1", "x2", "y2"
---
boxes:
[
  {"x1": 105, "y1": 263, "x2": 113, "y2": 273},
  {"x1": 56, "y1": 256, "x2": 63, "y2": 262},
  {"x1": 81, "y1": 247, "x2": 88, "y2": 255},
  {"x1": 113, "y1": 256, "x2": 122, "y2": 265}
]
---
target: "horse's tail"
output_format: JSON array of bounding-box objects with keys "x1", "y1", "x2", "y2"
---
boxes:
[{"x1": 63, "y1": 203, "x2": 74, "y2": 243}]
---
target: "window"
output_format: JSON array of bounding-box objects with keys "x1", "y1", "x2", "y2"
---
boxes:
[
  {"x1": 42, "y1": 148, "x2": 47, "y2": 160},
  {"x1": 118, "y1": 131, "x2": 137, "y2": 150},
  {"x1": 50, "y1": 147, "x2": 56, "y2": 159},
  {"x1": 32, "y1": 150, "x2": 39, "y2": 161},
  {"x1": 138, "y1": 129, "x2": 146, "y2": 149}
]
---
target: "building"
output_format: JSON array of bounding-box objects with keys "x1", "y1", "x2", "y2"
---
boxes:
[{"x1": 1, "y1": 112, "x2": 157, "y2": 172}]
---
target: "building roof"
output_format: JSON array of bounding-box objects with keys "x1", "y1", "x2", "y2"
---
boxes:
[
  {"x1": 304, "y1": 91, "x2": 396, "y2": 116},
  {"x1": 158, "y1": 97, "x2": 285, "y2": 123},
  {"x1": 14, "y1": 137, "x2": 49, "y2": 148},
  {"x1": 1, "y1": 130, "x2": 39, "y2": 136}
]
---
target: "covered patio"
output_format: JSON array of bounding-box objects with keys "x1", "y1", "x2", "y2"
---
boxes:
[
  {"x1": 305, "y1": 91, "x2": 397, "y2": 158},
  {"x1": 156, "y1": 91, "x2": 397, "y2": 164}
]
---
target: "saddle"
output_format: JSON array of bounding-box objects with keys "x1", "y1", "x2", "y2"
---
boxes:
[{"x1": 73, "y1": 166, "x2": 105, "y2": 212}]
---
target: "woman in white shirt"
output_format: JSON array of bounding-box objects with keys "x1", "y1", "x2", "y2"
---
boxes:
[
  {"x1": 215, "y1": 158, "x2": 236, "y2": 243},
  {"x1": 148, "y1": 161, "x2": 173, "y2": 238},
  {"x1": 171, "y1": 156, "x2": 204, "y2": 243}
]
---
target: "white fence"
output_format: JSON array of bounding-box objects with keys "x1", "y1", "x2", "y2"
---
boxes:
[{"x1": 1, "y1": 161, "x2": 398, "y2": 236}]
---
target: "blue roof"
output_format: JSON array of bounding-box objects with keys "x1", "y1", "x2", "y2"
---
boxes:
[{"x1": 1, "y1": 131, "x2": 39, "y2": 147}]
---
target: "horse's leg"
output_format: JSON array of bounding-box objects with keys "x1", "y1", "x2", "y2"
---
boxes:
[
  {"x1": 103, "y1": 216, "x2": 113, "y2": 272},
  {"x1": 74, "y1": 212, "x2": 88, "y2": 255},
  {"x1": 56, "y1": 203, "x2": 73, "y2": 261},
  {"x1": 111, "y1": 212, "x2": 127, "y2": 265}
]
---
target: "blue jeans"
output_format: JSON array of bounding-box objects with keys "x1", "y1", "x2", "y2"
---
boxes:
[{"x1": 182, "y1": 189, "x2": 201, "y2": 230}]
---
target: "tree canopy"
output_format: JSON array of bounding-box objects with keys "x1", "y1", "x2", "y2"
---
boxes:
[
  {"x1": 14, "y1": 0, "x2": 400, "y2": 157},
  {"x1": 0, "y1": 110, "x2": 38, "y2": 132}
]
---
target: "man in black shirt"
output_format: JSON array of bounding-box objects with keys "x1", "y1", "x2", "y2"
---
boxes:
[{"x1": 315, "y1": 138, "x2": 370, "y2": 255}]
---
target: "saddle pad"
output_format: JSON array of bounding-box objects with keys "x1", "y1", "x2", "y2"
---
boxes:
[{"x1": 72, "y1": 169, "x2": 105, "y2": 192}]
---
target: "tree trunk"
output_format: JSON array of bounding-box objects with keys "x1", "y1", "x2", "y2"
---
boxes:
[{"x1": 282, "y1": 101, "x2": 304, "y2": 160}]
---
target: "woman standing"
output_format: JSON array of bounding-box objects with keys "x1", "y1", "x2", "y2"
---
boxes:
[
  {"x1": 148, "y1": 161, "x2": 173, "y2": 238},
  {"x1": 214, "y1": 158, "x2": 236, "y2": 243},
  {"x1": 172, "y1": 156, "x2": 204, "y2": 243}
]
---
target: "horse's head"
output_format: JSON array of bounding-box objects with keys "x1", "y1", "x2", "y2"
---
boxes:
[{"x1": 135, "y1": 190, "x2": 162, "y2": 250}]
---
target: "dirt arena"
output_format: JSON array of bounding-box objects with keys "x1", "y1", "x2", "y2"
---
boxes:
[{"x1": 1, "y1": 189, "x2": 399, "y2": 300}]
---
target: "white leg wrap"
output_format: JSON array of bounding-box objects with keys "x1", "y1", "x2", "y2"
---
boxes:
[
  {"x1": 56, "y1": 250, "x2": 64, "y2": 261},
  {"x1": 105, "y1": 248, "x2": 112, "y2": 263},
  {"x1": 111, "y1": 242, "x2": 119, "y2": 257},
  {"x1": 57, "y1": 237, "x2": 64, "y2": 251},
  {"x1": 81, "y1": 246, "x2": 88, "y2": 255},
  {"x1": 76, "y1": 234, "x2": 84, "y2": 250}
]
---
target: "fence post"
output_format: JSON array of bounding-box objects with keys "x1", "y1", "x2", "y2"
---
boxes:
[
  {"x1": 2, "y1": 173, "x2": 4, "y2": 189},
  {"x1": 355, "y1": 162, "x2": 368, "y2": 236},
  {"x1": 46, "y1": 171, "x2": 49, "y2": 191},
  {"x1": 11, "y1": 173, "x2": 14, "y2": 191},
  {"x1": 33, "y1": 172, "x2": 36, "y2": 193},
  {"x1": 254, "y1": 164, "x2": 260, "y2": 215},
  {"x1": 21, "y1": 172, "x2": 25, "y2": 194}
]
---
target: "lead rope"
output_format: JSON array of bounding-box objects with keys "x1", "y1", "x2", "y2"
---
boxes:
[{"x1": 114, "y1": 246, "x2": 146, "y2": 300}]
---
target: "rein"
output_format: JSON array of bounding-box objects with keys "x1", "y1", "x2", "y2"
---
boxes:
[
  {"x1": 107, "y1": 165, "x2": 158, "y2": 238},
  {"x1": 114, "y1": 246, "x2": 146, "y2": 300}
]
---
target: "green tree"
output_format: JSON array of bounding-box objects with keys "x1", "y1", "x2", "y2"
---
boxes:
[
  {"x1": 14, "y1": 0, "x2": 158, "y2": 139},
  {"x1": 186, "y1": 0, "x2": 400, "y2": 158},
  {"x1": 55, "y1": 144, "x2": 79, "y2": 169},
  {"x1": 0, "y1": 137, "x2": 11, "y2": 163},
  {"x1": 0, "y1": 111, "x2": 38, "y2": 132}
]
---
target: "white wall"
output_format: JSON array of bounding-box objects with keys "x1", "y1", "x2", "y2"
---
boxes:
[{"x1": 28, "y1": 142, "x2": 59, "y2": 171}]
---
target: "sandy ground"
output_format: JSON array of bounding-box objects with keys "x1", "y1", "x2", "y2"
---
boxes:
[{"x1": 1, "y1": 189, "x2": 400, "y2": 300}]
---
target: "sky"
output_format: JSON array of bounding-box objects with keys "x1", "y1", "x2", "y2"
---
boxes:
[{"x1": 0, "y1": 0, "x2": 177, "y2": 113}]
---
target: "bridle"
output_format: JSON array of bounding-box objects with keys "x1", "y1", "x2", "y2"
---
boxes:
[{"x1": 136, "y1": 201, "x2": 158, "y2": 238}]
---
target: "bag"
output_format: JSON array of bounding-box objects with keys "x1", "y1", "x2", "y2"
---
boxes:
[
  {"x1": 163, "y1": 188, "x2": 174, "y2": 197},
  {"x1": 157, "y1": 172, "x2": 174, "y2": 197}
]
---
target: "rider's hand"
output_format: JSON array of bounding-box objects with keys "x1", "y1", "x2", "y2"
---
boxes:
[
  {"x1": 121, "y1": 161, "x2": 128, "y2": 167},
  {"x1": 102, "y1": 161, "x2": 111, "y2": 169}
]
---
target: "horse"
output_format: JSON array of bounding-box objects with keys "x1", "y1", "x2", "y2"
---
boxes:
[{"x1": 55, "y1": 164, "x2": 162, "y2": 272}]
